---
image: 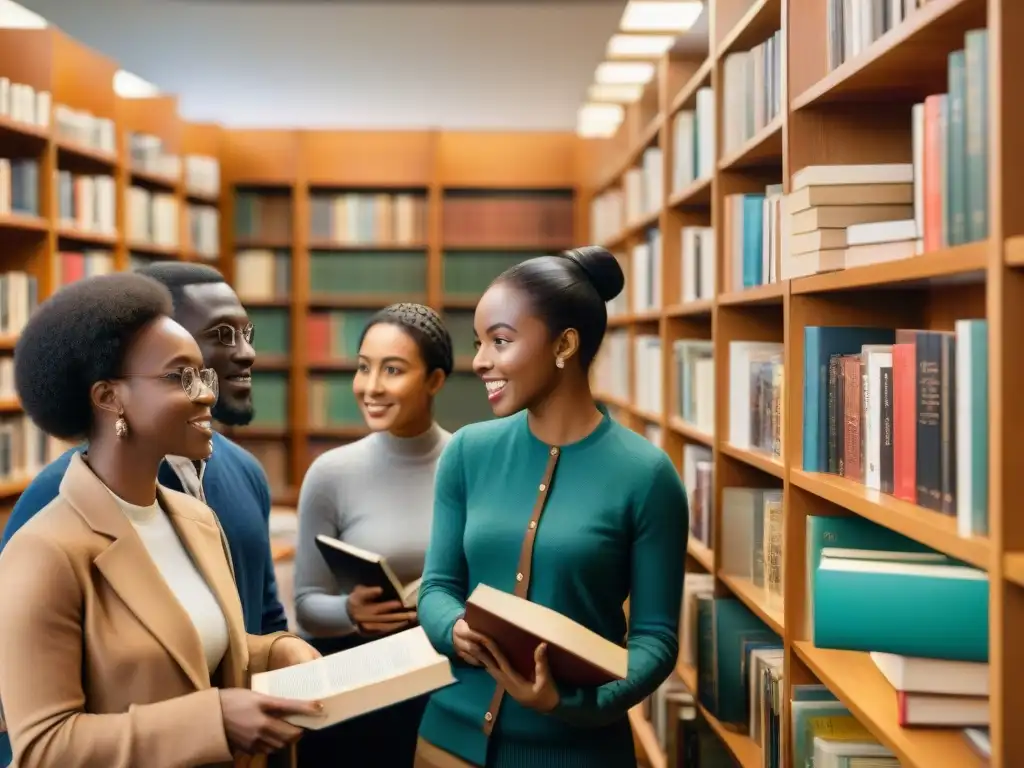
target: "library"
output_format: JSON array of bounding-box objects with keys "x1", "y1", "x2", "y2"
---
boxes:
[{"x1": 0, "y1": 0, "x2": 1014, "y2": 767}]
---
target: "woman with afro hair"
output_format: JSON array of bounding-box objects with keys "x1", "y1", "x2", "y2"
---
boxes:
[{"x1": 0, "y1": 273, "x2": 322, "y2": 768}]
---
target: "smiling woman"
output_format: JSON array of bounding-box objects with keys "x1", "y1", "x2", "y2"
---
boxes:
[
  {"x1": 0, "y1": 273, "x2": 322, "y2": 768},
  {"x1": 293, "y1": 302, "x2": 455, "y2": 767}
]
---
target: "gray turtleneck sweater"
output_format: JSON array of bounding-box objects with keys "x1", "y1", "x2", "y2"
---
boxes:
[{"x1": 294, "y1": 422, "x2": 451, "y2": 637}]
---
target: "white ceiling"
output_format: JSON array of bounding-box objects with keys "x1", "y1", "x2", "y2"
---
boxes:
[{"x1": 15, "y1": 0, "x2": 674, "y2": 130}]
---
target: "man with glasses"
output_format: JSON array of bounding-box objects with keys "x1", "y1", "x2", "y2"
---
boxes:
[{"x1": 0, "y1": 264, "x2": 290, "y2": 757}]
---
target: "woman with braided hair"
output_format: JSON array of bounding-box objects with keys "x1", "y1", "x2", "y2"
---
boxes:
[{"x1": 294, "y1": 302, "x2": 454, "y2": 766}]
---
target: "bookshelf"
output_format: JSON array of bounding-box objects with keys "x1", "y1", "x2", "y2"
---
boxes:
[
  {"x1": 585, "y1": 1, "x2": 1018, "y2": 767},
  {"x1": 220, "y1": 130, "x2": 583, "y2": 505}
]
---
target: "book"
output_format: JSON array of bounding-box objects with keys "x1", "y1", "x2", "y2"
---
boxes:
[
  {"x1": 463, "y1": 583, "x2": 628, "y2": 687},
  {"x1": 315, "y1": 534, "x2": 421, "y2": 608},
  {"x1": 250, "y1": 626, "x2": 455, "y2": 730}
]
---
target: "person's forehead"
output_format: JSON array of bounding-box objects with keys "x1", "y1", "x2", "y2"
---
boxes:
[{"x1": 179, "y1": 282, "x2": 246, "y2": 325}]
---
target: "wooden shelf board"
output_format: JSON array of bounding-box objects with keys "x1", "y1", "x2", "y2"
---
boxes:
[
  {"x1": 56, "y1": 227, "x2": 117, "y2": 246},
  {"x1": 128, "y1": 242, "x2": 179, "y2": 257},
  {"x1": 271, "y1": 541, "x2": 295, "y2": 563},
  {"x1": 0, "y1": 212, "x2": 48, "y2": 233},
  {"x1": 668, "y1": 176, "x2": 712, "y2": 209},
  {"x1": 793, "y1": 642, "x2": 986, "y2": 768},
  {"x1": 0, "y1": 476, "x2": 31, "y2": 498},
  {"x1": 307, "y1": 293, "x2": 427, "y2": 309},
  {"x1": 717, "y1": 0, "x2": 782, "y2": 62},
  {"x1": 718, "y1": 281, "x2": 786, "y2": 306},
  {"x1": 628, "y1": 706, "x2": 667, "y2": 768},
  {"x1": 675, "y1": 659, "x2": 697, "y2": 691},
  {"x1": 185, "y1": 190, "x2": 219, "y2": 205},
  {"x1": 226, "y1": 426, "x2": 288, "y2": 440},
  {"x1": 129, "y1": 168, "x2": 180, "y2": 191},
  {"x1": 791, "y1": 0, "x2": 988, "y2": 109},
  {"x1": 0, "y1": 397, "x2": 22, "y2": 413},
  {"x1": 0, "y1": 114, "x2": 48, "y2": 142},
  {"x1": 56, "y1": 139, "x2": 118, "y2": 169},
  {"x1": 665, "y1": 299, "x2": 715, "y2": 317},
  {"x1": 667, "y1": 416, "x2": 714, "y2": 445},
  {"x1": 702, "y1": 707, "x2": 762, "y2": 768},
  {"x1": 670, "y1": 57, "x2": 713, "y2": 114},
  {"x1": 718, "y1": 572, "x2": 785, "y2": 635},
  {"x1": 687, "y1": 537, "x2": 715, "y2": 572},
  {"x1": 632, "y1": 308, "x2": 663, "y2": 324},
  {"x1": 254, "y1": 355, "x2": 291, "y2": 371},
  {"x1": 235, "y1": 238, "x2": 293, "y2": 249},
  {"x1": 719, "y1": 443, "x2": 785, "y2": 479},
  {"x1": 635, "y1": 407, "x2": 662, "y2": 424},
  {"x1": 0, "y1": 335, "x2": 17, "y2": 351},
  {"x1": 1006, "y1": 235, "x2": 1024, "y2": 266},
  {"x1": 791, "y1": 242, "x2": 988, "y2": 294},
  {"x1": 718, "y1": 117, "x2": 783, "y2": 172},
  {"x1": 1004, "y1": 553, "x2": 1024, "y2": 588},
  {"x1": 309, "y1": 241, "x2": 429, "y2": 251},
  {"x1": 790, "y1": 470, "x2": 991, "y2": 569}
]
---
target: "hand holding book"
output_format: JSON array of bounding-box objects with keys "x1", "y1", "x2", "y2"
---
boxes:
[
  {"x1": 347, "y1": 585, "x2": 418, "y2": 634},
  {"x1": 479, "y1": 636, "x2": 560, "y2": 713}
]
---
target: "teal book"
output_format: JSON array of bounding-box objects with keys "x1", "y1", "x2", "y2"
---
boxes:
[
  {"x1": 947, "y1": 49, "x2": 967, "y2": 245},
  {"x1": 956, "y1": 319, "x2": 988, "y2": 536},
  {"x1": 805, "y1": 514, "x2": 935, "y2": 638},
  {"x1": 696, "y1": 596, "x2": 780, "y2": 725},
  {"x1": 814, "y1": 554, "x2": 989, "y2": 662},
  {"x1": 964, "y1": 29, "x2": 989, "y2": 242}
]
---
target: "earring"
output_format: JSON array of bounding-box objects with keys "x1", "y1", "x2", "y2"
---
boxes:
[
  {"x1": 114, "y1": 408, "x2": 128, "y2": 439},
  {"x1": 555, "y1": 357, "x2": 565, "y2": 369}
]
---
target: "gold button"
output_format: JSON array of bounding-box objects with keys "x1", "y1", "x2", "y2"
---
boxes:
[
  {"x1": 539, "y1": 483, "x2": 547, "y2": 491},
  {"x1": 516, "y1": 572, "x2": 524, "y2": 582},
  {"x1": 550, "y1": 447, "x2": 558, "y2": 456},
  {"x1": 529, "y1": 521, "x2": 537, "y2": 529},
  {"x1": 484, "y1": 711, "x2": 493, "y2": 722}
]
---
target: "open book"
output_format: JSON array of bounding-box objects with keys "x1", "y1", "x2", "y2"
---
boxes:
[
  {"x1": 464, "y1": 583, "x2": 629, "y2": 687},
  {"x1": 251, "y1": 626, "x2": 455, "y2": 729},
  {"x1": 315, "y1": 534, "x2": 422, "y2": 608}
]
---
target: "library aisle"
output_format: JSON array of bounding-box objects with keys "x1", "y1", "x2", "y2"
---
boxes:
[{"x1": 0, "y1": 1, "x2": 1018, "y2": 767}]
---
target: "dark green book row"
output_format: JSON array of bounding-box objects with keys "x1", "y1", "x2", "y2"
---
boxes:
[
  {"x1": 443, "y1": 251, "x2": 538, "y2": 299},
  {"x1": 309, "y1": 251, "x2": 426, "y2": 298}
]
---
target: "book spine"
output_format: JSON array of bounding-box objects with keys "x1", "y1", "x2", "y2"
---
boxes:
[{"x1": 880, "y1": 365, "x2": 895, "y2": 494}]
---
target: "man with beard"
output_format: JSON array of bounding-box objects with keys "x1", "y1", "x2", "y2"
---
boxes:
[{"x1": 0, "y1": 262, "x2": 288, "y2": 637}]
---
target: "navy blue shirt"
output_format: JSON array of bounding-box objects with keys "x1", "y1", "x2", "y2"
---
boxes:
[{"x1": 0, "y1": 432, "x2": 288, "y2": 765}]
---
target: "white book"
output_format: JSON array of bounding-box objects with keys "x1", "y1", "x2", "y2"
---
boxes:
[
  {"x1": 791, "y1": 163, "x2": 915, "y2": 191},
  {"x1": 846, "y1": 218, "x2": 918, "y2": 246},
  {"x1": 251, "y1": 626, "x2": 455, "y2": 730},
  {"x1": 870, "y1": 651, "x2": 989, "y2": 696}
]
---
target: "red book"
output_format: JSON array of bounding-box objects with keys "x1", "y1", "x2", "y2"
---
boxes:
[
  {"x1": 463, "y1": 584, "x2": 628, "y2": 688},
  {"x1": 893, "y1": 342, "x2": 917, "y2": 502}
]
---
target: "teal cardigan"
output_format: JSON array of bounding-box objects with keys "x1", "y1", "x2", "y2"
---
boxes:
[{"x1": 417, "y1": 409, "x2": 688, "y2": 767}]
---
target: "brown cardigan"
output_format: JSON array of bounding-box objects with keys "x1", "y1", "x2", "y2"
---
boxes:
[{"x1": 0, "y1": 453, "x2": 296, "y2": 768}]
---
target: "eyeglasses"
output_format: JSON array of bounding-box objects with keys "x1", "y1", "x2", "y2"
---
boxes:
[
  {"x1": 121, "y1": 367, "x2": 219, "y2": 402},
  {"x1": 207, "y1": 323, "x2": 254, "y2": 347}
]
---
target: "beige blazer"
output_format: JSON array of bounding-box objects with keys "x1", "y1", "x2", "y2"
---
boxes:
[{"x1": 0, "y1": 453, "x2": 294, "y2": 768}]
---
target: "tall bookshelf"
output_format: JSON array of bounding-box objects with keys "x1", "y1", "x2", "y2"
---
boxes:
[
  {"x1": 220, "y1": 130, "x2": 583, "y2": 505},
  {"x1": 0, "y1": 27, "x2": 224, "y2": 528},
  {"x1": 585, "y1": 0, "x2": 1019, "y2": 767}
]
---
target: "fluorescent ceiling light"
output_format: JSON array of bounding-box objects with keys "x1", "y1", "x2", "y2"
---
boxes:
[
  {"x1": 577, "y1": 104, "x2": 624, "y2": 138},
  {"x1": 588, "y1": 83, "x2": 645, "y2": 103},
  {"x1": 620, "y1": 1, "x2": 703, "y2": 33},
  {"x1": 607, "y1": 34, "x2": 676, "y2": 58},
  {"x1": 0, "y1": 0, "x2": 47, "y2": 28},
  {"x1": 595, "y1": 61, "x2": 656, "y2": 85},
  {"x1": 114, "y1": 69, "x2": 161, "y2": 98}
]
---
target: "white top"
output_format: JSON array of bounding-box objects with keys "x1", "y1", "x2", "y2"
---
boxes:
[{"x1": 112, "y1": 491, "x2": 230, "y2": 675}]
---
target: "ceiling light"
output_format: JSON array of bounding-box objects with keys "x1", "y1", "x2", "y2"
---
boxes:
[
  {"x1": 620, "y1": 1, "x2": 704, "y2": 33},
  {"x1": 607, "y1": 34, "x2": 677, "y2": 58},
  {"x1": 577, "y1": 104, "x2": 624, "y2": 138},
  {"x1": 0, "y1": 0, "x2": 48, "y2": 28},
  {"x1": 114, "y1": 69, "x2": 161, "y2": 98},
  {"x1": 595, "y1": 61, "x2": 656, "y2": 85},
  {"x1": 588, "y1": 83, "x2": 645, "y2": 103}
]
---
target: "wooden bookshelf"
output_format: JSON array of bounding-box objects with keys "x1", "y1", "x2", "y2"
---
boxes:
[
  {"x1": 219, "y1": 129, "x2": 583, "y2": 502},
  {"x1": 584, "y1": 1, "x2": 1019, "y2": 767}
]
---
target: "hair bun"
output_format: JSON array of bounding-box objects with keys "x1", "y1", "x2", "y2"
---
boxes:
[{"x1": 561, "y1": 246, "x2": 625, "y2": 302}]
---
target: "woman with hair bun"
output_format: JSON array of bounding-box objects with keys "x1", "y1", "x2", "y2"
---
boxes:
[
  {"x1": 294, "y1": 302, "x2": 454, "y2": 767},
  {"x1": 415, "y1": 246, "x2": 689, "y2": 767}
]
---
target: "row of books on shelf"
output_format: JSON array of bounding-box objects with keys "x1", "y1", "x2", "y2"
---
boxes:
[
  {"x1": 721, "y1": 30, "x2": 782, "y2": 157},
  {"x1": 0, "y1": 77, "x2": 49, "y2": 130},
  {"x1": 0, "y1": 157, "x2": 37, "y2": 219},
  {"x1": 126, "y1": 186, "x2": 179, "y2": 248},
  {"x1": 128, "y1": 132, "x2": 180, "y2": 181},
  {"x1": 58, "y1": 171, "x2": 116, "y2": 235},
  {"x1": 728, "y1": 341, "x2": 783, "y2": 460},
  {"x1": 238, "y1": 190, "x2": 576, "y2": 250},
  {"x1": 623, "y1": 145, "x2": 663, "y2": 224},
  {"x1": 187, "y1": 205, "x2": 219, "y2": 258},
  {"x1": 683, "y1": 444, "x2": 713, "y2": 551},
  {"x1": 310, "y1": 192, "x2": 427, "y2": 246},
  {"x1": 631, "y1": 228, "x2": 662, "y2": 312},
  {"x1": 670, "y1": 86, "x2": 714, "y2": 194},
  {"x1": 827, "y1": 0, "x2": 930, "y2": 72},
  {"x1": 802, "y1": 322, "x2": 989, "y2": 536},
  {"x1": 637, "y1": 681, "x2": 738, "y2": 767},
  {"x1": 0, "y1": 271, "x2": 38, "y2": 337}
]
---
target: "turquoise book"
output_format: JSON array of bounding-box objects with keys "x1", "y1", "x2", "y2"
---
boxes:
[
  {"x1": 814, "y1": 552, "x2": 989, "y2": 662},
  {"x1": 696, "y1": 596, "x2": 780, "y2": 725}
]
